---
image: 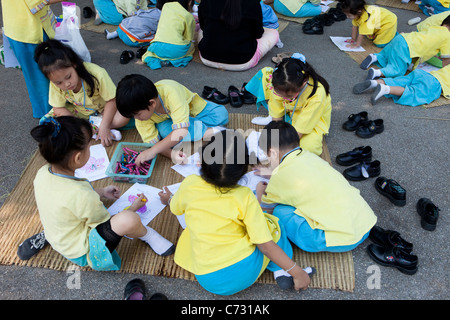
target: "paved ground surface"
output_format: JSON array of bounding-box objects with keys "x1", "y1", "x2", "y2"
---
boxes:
[{"x1": 0, "y1": 0, "x2": 448, "y2": 304}]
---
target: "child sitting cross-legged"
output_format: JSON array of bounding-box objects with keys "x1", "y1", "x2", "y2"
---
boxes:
[
  {"x1": 255, "y1": 121, "x2": 377, "y2": 253},
  {"x1": 115, "y1": 74, "x2": 229, "y2": 166},
  {"x1": 21, "y1": 116, "x2": 174, "y2": 269}
]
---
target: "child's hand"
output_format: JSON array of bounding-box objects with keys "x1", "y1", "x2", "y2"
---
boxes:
[
  {"x1": 291, "y1": 267, "x2": 311, "y2": 291},
  {"x1": 102, "y1": 185, "x2": 120, "y2": 200},
  {"x1": 97, "y1": 125, "x2": 113, "y2": 147},
  {"x1": 346, "y1": 43, "x2": 360, "y2": 49},
  {"x1": 135, "y1": 148, "x2": 155, "y2": 167},
  {"x1": 344, "y1": 39, "x2": 355, "y2": 43},
  {"x1": 158, "y1": 187, "x2": 173, "y2": 206},
  {"x1": 129, "y1": 193, "x2": 148, "y2": 212},
  {"x1": 172, "y1": 150, "x2": 188, "y2": 165},
  {"x1": 255, "y1": 181, "x2": 268, "y2": 201}
]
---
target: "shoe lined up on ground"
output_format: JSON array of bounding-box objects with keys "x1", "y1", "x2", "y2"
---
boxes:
[
  {"x1": 374, "y1": 177, "x2": 406, "y2": 206},
  {"x1": 302, "y1": 7, "x2": 346, "y2": 35},
  {"x1": 336, "y1": 146, "x2": 372, "y2": 166},
  {"x1": 356, "y1": 119, "x2": 384, "y2": 138},
  {"x1": 367, "y1": 226, "x2": 418, "y2": 275},
  {"x1": 202, "y1": 83, "x2": 256, "y2": 108},
  {"x1": 342, "y1": 111, "x2": 369, "y2": 131},
  {"x1": 120, "y1": 50, "x2": 134, "y2": 64},
  {"x1": 343, "y1": 160, "x2": 380, "y2": 181},
  {"x1": 416, "y1": 198, "x2": 440, "y2": 231}
]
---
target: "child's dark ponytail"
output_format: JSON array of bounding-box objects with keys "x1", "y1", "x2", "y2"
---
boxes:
[
  {"x1": 34, "y1": 39, "x2": 98, "y2": 97},
  {"x1": 200, "y1": 130, "x2": 249, "y2": 193},
  {"x1": 272, "y1": 55, "x2": 330, "y2": 99},
  {"x1": 338, "y1": 0, "x2": 366, "y2": 15},
  {"x1": 31, "y1": 116, "x2": 93, "y2": 167}
]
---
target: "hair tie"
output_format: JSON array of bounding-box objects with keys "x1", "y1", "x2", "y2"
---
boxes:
[
  {"x1": 41, "y1": 117, "x2": 61, "y2": 138},
  {"x1": 291, "y1": 53, "x2": 306, "y2": 64}
]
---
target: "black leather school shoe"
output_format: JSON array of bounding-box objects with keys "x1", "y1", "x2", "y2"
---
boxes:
[
  {"x1": 336, "y1": 146, "x2": 372, "y2": 166},
  {"x1": 374, "y1": 177, "x2": 406, "y2": 207},
  {"x1": 343, "y1": 160, "x2": 381, "y2": 181},
  {"x1": 342, "y1": 111, "x2": 369, "y2": 131},
  {"x1": 416, "y1": 198, "x2": 440, "y2": 231}
]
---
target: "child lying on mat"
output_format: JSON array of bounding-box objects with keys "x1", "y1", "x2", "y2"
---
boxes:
[
  {"x1": 22, "y1": 116, "x2": 174, "y2": 269},
  {"x1": 158, "y1": 129, "x2": 312, "y2": 295},
  {"x1": 353, "y1": 64, "x2": 450, "y2": 106},
  {"x1": 255, "y1": 121, "x2": 377, "y2": 253},
  {"x1": 245, "y1": 53, "x2": 331, "y2": 156},
  {"x1": 339, "y1": 0, "x2": 398, "y2": 48},
  {"x1": 360, "y1": 15, "x2": 450, "y2": 80},
  {"x1": 115, "y1": 74, "x2": 229, "y2": 165}
]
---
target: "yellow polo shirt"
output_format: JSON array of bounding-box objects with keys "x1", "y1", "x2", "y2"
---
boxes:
[
  {"x1": 135, "y1": 79, "x2": 207, "y2": 144},
  {"x1": 170, "y1": 174, "x2": 275, "y2": 275},
  {"x1": 352, "y1": 5, "x2": 397, "y2": 46},
  {"x1": 2, "y1": 0, "x2": 56, "y2": 43},
  {"x1": 402, "y1": 26, "x2": 450, "y2": 65},
  {"x1": 48, "y1": 62, "x2": 117, "y2": 119},
  {"x1": 430, "y1": 64, "x2": 450, "y2": 99},
  {"x1": 263, "y1": 68, "x2": 331, "y2": 136},
  {"x1": 34, "y1": 164, "x2": 110, "y2": 260},
  {"x1": 261, "y1": 149, "x2": 377, "y2": 247}
]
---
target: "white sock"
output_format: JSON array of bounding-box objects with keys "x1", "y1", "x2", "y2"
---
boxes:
[
  {"x1": 367, "y1": 68, "x2": 382, "y2": 80},
  {"x1": 139, "y1": 226, "x2": 174, "y2": 256},
  {"x1": 211, "y1": 126, "x2": 227, "y2": 134},
  {"x1": 273, "y1": 269, "x2": 291, "y2": 280},
  {"x1": 251, "y1": 115, "x2": 272, "y2": 126},
  {"x1": 276, "y1": 39, "x2": 284, "y2": 48},
  {"x1": 105, "y1": 29, "x2": 118, "y2": 40},
  {"x1": 371, "y1": 84, "x2": 390, "y2": 104}
]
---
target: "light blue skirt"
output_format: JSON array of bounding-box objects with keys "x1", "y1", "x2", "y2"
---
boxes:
[
  {"x1": 245, "y1": 69, "x2": 269, "y2": 111},
  {"x1": 7, "y1": 32, "x2": 51, "y2": 118},
  {"x1": 156, "y1": 100, "x2": 229, "y2": 142},
  {"x1": 419, "y1": 0, "x2": 450, "y2": 16},
  {"x1": 93, "y1": 0, "x2": 124, "y2": 25},
  {"x1": 383, "y1": 69, "x2": 442, "y2": 107},
  {"x1": 274, "y1": 0, "x2": 322, "y2": 18},
  {"x1": 195, "y1": 220, "x2": 293, "y2": 296},
  {"x1": 272, "y1": 204, "x2": 370, "y2": 252},
  {"x1": 68, "y1": 228, "x2": 121, "y2": 271},
  {"x1": 144, "y1": 42, "x2": 193, "y2": 70},
  {"x1": 375, "y1": 34, "x2": 412, "y2": 78}
]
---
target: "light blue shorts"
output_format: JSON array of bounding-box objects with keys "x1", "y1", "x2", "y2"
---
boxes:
[
  {"x1": 195, "y1": 219, "x2": 293, "y2": 296},
  {"x1": 156, "y1": 101, "x2": 229, "y2": 142},
  {"x1": 272, "y1": 204, "x2": 370, "y2": 252},
  {"x1": 375, "y1": 34, "x2": 412, "y2": 78},
  {"x1": 144, "y1": 42, "x2": 194, "y2": 69}
]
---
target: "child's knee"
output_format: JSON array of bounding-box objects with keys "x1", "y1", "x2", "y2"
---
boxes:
[{"x1": 110, "y1": 210, "x2": 142, "y2": 235}]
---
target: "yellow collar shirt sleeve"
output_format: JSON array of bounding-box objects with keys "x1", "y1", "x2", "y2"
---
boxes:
[
  {"x1": 2, "y1": 0, "x2": 56, "y2": 43},
  {"x1": 261, "y1": 150, "x2": 377, "y2": 247},
  {"x1": 170, "y1": 175, "x2": 273, "y2": 275}
]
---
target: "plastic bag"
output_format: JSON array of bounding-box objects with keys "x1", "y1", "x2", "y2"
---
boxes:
[{"x1": 54, "y1": 2, "x2": 91, "y2": 62}]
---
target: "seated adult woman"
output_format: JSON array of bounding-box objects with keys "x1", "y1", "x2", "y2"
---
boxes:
[{"x1": 197, "y1": 0, "x2": 279, "y2": 71}]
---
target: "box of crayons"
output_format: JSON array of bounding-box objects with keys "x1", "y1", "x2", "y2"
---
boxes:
[{"x1": 106, "y1": 142, "x2": 157, "y2": 184}]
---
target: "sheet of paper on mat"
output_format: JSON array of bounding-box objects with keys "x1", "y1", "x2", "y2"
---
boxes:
[
  {"x1": 416, "y1": 62, "x2": 439, "y2": 73},
  {"x1": 107, "y1": 183, "x2": 166, "y2": 226},
  {"x1": 165, "y1": 182, "x2": 185, "y2": 228},
  {"x1": 330, "y1": 36, "x2": 365, "y2": 52},
  {"x1": 171, "y1": 152, "x2": 201, "y2": 177},
  {"x1": 75, "y1": 144, "x2": 109, "y2": 181}
]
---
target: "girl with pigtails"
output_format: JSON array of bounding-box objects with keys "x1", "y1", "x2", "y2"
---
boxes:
[{"x1": 245, "y1": 53, "x2": 332, "y2": 156}]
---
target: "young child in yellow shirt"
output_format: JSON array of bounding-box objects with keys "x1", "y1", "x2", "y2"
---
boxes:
[
  {"x1": 245, "y1": 53, "x2": 331, "y2": 156},
  {"x1": 255, "y1": 121, "x2": 377, "y2": 253},
  {"x1": 340, "y1": 0, "x2": 398, "y2": 48},
  {"x1": 158, "y1": 130, "x2": 313, "y2": 295},
  {"x1": 35, "y1": 39, "x2": 130, "y2": 147},
  {"x1": 115, "y1": 74, "x2": 229, "y2": 166},
  {"x1": 25, "y1": 116, "x2": 174, "y2": 269}
]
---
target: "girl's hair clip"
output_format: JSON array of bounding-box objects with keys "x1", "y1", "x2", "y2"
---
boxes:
[
  {"x1": 41, "y1": 117, "x2": 61, "y2": 138},
  {"x1": 291, "y1": 52, "x2": 306, "y2": 64}
]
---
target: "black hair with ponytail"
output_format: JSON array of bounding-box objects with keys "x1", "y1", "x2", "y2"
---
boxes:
[
  {"x1": 30, "y1": 116, "x2": 93, "y2": 168},
  {"x1": 272, "y1": 57, "x2": 330, "y2": 99}
]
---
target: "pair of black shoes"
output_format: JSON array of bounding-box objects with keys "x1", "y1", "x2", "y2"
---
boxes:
[
  {"x1": 343, "y1": 111, "x2": 384, "y2": 138},
  {"x1": 367, "y1": 226, "x2": 418, "y2": 275},
  {"x1": 336, "y1": 146, "x2": 381, "y2": 181},
  {"x1": 124, "y1": 279, "x2": 168, "y2": 300},
  {"x1": 202, "y1": 83, "x2": 256, "y2": 108},
  {"x1": 303, "y1": 8, "x2": 346, "y2": 35}
]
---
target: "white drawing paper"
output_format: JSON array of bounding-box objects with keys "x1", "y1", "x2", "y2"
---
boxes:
[
  {"x1": 75, "y1": 144, "x2": 109, "y2": 181},
  {"x1": 171, "y1": 152, "x2": 201, "y2": 177},
  {"x1": 330, "y1": 36, "x2": 365, "y2": 52},
  {"x1": 107, "y1": 183, "x2": 167, "y2": 226},
  {"x1": 238, "y1": 171, "x2": 269, "y2": 192},
  {"x1": 165, "y1": 182, "x2": 186, "y2": 229}
]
